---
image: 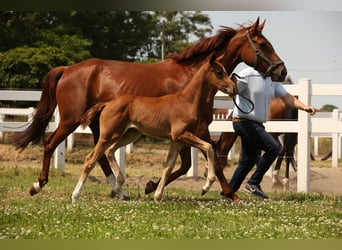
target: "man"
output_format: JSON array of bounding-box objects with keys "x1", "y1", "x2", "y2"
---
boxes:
[{"x1": 229, "y1": 67, "x2": 317, "y2": 199}]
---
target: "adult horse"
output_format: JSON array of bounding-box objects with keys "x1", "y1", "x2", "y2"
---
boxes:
[
  {"x1": 270, "y1": 91, "x2": 298, "y2": 190},
  {"x1": 13, "y1": 17, "x2": 287, "y2": 201},
  {"x1": 71, "y1": 53, "x2": 236, "y2": 203}
]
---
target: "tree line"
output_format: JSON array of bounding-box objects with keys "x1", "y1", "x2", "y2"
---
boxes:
[{"x1": 0, "y1": 11, "x2": 212, "y2": 90}]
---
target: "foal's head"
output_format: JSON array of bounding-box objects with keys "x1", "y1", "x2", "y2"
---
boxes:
[{"x1": 206, "y1": 52, "x2": 236, "y2": 97}]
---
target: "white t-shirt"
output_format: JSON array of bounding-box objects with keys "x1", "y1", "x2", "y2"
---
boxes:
[{"x1": 233, "y1": 67, "x2": 287, "y2": 123}]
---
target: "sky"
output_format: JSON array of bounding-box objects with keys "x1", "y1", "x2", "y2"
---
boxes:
[{"x1": 204, "y1": 11, "x2": 342, "y2": 110}]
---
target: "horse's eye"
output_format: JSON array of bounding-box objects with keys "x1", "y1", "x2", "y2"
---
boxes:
[
  {"x1": 259, "y1": 42, "x2": 267, "y2": 49},
  {"x1": 215, "y1": 70, "x2": 224, "y2": 79}
]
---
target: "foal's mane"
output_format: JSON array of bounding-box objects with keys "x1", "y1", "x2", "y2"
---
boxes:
[{"x1": 169, "y1": 25, "x2": 248, "y2": 65}]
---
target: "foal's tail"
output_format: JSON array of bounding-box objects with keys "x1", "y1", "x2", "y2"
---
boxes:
[
  {"x1": 12, "y1": 66, "x2": 65, "y2": 151},
  {"x1": 81, "y1": 103, "x2": 106, "y2": 128}
]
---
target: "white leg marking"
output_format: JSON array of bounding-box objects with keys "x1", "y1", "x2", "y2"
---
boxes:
[
  {"x1": 71, "y1": 179, "x2": 84, "y2": 204},
  {"x1": 32, "y1": 182, "x2": 42, "y2": 193},
  {"x1": 202, "y1": 144, "x2": 216, "y2": 193},
  {"x1": 154, "y1": 142, "x2": 181, "y2": 202}
]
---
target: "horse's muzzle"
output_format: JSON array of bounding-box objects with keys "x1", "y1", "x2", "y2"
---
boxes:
[{"x1": 271, "y1": 65, "x2": 287, "y2": 82}]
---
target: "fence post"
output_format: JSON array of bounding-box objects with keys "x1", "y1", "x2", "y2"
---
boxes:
[
  {"x1": 332, "y1": 109, "x2": 339, "y2": 167},
  {"x1": 115, "y1": 147, "x2": 126, "y2": 176},
  {"x1": 313, "y1": 136, "x2": 319, "y2": 156},
  {"x1": 53, "y1": 107, "x2": 65, "y2": 172},
  {"x1": 187, "y1": 147, "x2": 198, "y2": 177},
  {"x1": 0, "y1": 114, "x2": 3, "y2": 141},
  {"x1": 297, "y1": 79, "x2": 311, "y2": 193},
  {"x1": 67, "y1": 133, "x2": 75, "y2": 151}
]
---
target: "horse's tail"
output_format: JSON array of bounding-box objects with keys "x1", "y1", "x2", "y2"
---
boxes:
[
  {"x1": 12, "y1": 66, "x2": 65, "y2": 151},
  {"x1": 81, "y1": 103, "x2": 106, "y2": 128}
]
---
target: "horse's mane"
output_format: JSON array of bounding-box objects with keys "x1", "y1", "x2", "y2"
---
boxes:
[{"x1": 169, "y1": 25, "x2": 248, "y2": 65}]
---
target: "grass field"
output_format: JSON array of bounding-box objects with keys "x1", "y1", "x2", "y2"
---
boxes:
[{"x1": 0, "y1": 138, "x2": 341, "y2": 239}]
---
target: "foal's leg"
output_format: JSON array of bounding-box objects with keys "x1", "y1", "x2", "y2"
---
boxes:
[
  {"x1": 178, "y1": 132, "x2": 216, "y2": 195},
  {"x1": 199, "y1": 129, "x2": 238, "y2": 201},
  {"x1": 107, "y1": 128, "x2": 142, "y2": 199},
  {"x1": 154, "y1": 142, "x2": 184, "y2": 202},
  {"x1": 89, "y1": 120, "x2": 129, "y2": 199},
  {"x1": 144, "y1": 146, "x2": 191, "y2": 194},
  {"x1": 71, "y1": 148, "x2": 104, "y2": 203}
]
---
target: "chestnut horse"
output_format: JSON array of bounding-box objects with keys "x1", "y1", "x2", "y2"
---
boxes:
[
  {"x1": 71, "y1": 53, "x2": 236, "y2": 203},
  {"x1": 13, "y1": 17, "x2": 287, "y2": 201}
]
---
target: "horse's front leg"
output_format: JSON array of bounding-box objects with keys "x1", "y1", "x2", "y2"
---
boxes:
[
  {"x1": 200, "y1": 129, "x2": 239, "y2": 201},
  {"x1": 154, "y1": 142, "x2": 183, "y2": 202},
  {"x1": 175, "y1": 132, "x2": 216, "y2": 195}
]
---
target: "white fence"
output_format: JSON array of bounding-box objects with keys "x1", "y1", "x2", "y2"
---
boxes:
[{"x1": 1, "y1": 79, "x2": 342, "y2": 193}]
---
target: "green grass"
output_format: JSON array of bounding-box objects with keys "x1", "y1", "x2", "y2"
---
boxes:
[
  {"x1": 0, "y1": 138, "x2": 341, "y2": 239},
  {"x1": 0, "y1": 164, "x2": 341, "y2": 239}
]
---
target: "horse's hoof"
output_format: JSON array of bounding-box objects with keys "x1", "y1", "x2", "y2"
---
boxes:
[
  {"x1": 29, "y1": 182, "x2": 41, "y2": 196},
  {"x1": 29, "y1": 186, "x2": 38, "y2": 196},
  {"x1": 144, "y1": 180, "x2": 157, "y2": 194},
  {"x1": 109, "y1": 190, "x2": 116, "y2": 198},
  {"x1": 120, "y1": 194, "x2": 130, "y2": 201},
  {"x1": 201, "y1": 189, "x2": 208, "y2": 196},
  {"x1": 271, "y1": 180, "x2": 283, "y2": 189},
  {"x1": 203, "y1": 169, "x2": 208, "y2": 178}
]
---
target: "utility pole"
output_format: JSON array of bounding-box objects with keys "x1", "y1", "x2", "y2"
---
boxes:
[{"x1": 161, "y1": 22, "x2": 165, "y2": 60}]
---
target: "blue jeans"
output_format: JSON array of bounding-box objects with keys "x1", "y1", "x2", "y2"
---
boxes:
[{"x1": 229, "y1": 120, "x2": 281, "y2": 192}]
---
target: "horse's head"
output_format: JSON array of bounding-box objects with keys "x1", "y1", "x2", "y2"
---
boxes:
[
  {"x1": 227, "y1": 17, "x2": 287, "y2": 82},
  {"x1": 206, "y1": 52, "x2": 236, "y2": 97}
]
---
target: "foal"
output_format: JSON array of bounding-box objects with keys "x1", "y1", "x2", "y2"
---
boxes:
[{"x1": 71, "y1": 53, "x2": 236, "y2": 203}]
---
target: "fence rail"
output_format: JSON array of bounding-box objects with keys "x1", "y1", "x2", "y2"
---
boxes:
[{"x1": 1, "y1": 79, "x2": 342, "y2": 193}]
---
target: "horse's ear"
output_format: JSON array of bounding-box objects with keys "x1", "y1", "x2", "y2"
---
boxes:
[
  {"x1": 250, "y1": 17, "x2": 260, "y2": 34},
  {"x1": 208, "y1": 52, "x2": 217, "y2": 65},
  {"x1": 257, "y1": 19, "x2": 266, "y2": 32},
  {"x1": 217, "y1": 53, "x2": 225, "y2": 62}
]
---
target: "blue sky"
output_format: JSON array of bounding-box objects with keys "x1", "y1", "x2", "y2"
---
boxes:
[{"x1": 205, "y1": 11, "x2": 342, "y2": 110}]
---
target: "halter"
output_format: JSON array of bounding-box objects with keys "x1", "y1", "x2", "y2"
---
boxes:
[{"x1": 246, "y1": 30, "x2": 284, "y2": 78}]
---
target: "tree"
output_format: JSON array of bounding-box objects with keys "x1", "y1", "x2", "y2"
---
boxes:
[
  {"x1": 140, "y1": 11, "x2": 212, "y2": 60},
  {"x1": 321, "y1": 104, "x2": 338, "y2": 112},
  {"x1": 0, "y1": 11, "x2": 213, "y2": 91},
  {"x1": 0, "y1": 35, "x2": 91, "y2": 89}
]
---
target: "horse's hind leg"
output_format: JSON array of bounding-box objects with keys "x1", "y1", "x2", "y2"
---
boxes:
[
  {"x1": 89, "y1": 122, "x2": 140, "y2": 199},
  {"x1": 31, "y1": 120, "x2": 79, "y2": 195},
  {"x1": 107, "y1": 128, "x2": 142, "y2": 199},
  {"x1": 282, "y1": 159, "x2": 290, "y2": 191},
  {"x1": 89, "y1": 125, "x2": 119, "y2": 197},
  {"x1": 144, "y1": 146, "x2": 191, "y2": 194},
  {"x1": 72, "y1": 139, "x2": 109, "y2": 203},
  {"x1": 271, "y1": 149, "x2": 285, "y2": 189},
  {"x1": 72, "y1": 150, "x2": 98, "y2": 203},
  {"x1": 154, "y1": 142, "x2": 183, "y2": 202},
  {"x1": 106, "y1": 144, "x2": 125, "y2": 198}
]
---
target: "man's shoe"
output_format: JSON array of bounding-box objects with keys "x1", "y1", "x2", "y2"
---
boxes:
[{"x1": 244, "y1": 183, "x2": 268, "y2": 199}]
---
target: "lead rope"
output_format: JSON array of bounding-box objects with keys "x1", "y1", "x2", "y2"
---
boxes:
[{"x1": 231, "y1": 73, "x2": 255, "y2": 114}]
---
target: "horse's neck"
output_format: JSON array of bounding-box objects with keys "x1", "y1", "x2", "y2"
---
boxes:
[
  {"x1": 179, "y1": 66, "x2": 210, "y2": 107},
  {"x1": 221, "y1": 39, "x2": 244, "y2": 75}
]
